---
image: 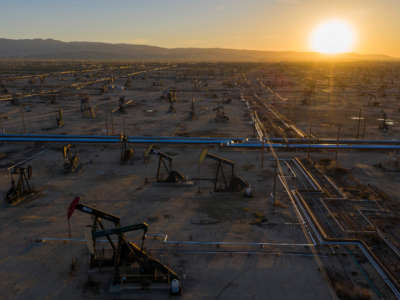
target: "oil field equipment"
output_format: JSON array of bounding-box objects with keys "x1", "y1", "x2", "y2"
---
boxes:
[
  {"x1": 143, "y1": 144, "x2": 154, "y2": 164},
  {"x1": 167, "y1": 88, "x2": 177, "y2": 103},
  {"x1": 63, "y1": 144, "x2": 80, "y2": 173},
  {"x1": 56, "y1": 108, "x2": 64, "y2": 128},
  {"x1": 189, "y1": 98, "x2": 196, "y2": 120},
  {"x1": 5, "y1": 165, "x2": 38, "y2": 205},
  {"x1": 118, "y1": 96, "x2": 127, "y2": 113},
  {"x1": 199, "y1": 150, "x2": 248, "y2": 192},
  {"x1": 80, "y1": 96, "x2": 90, "y2": 112},
  {"x1": 167, "y1": 88, "x2": 177, "y2": 113},
  {"x1": 168, "y1": 102, "x2": 176, "y2": 113},
  {"x1": 214, "y1": 105, "x2": 229, "y2": 122},
  {"x1": 80, "y1": 96, "x2": 96, "y2": 118},
  {"x1": 378, "y1": 110, "x2": 394, "y2": 132},
  {"x1": 68, "y1": 199, "x2": 182, "y2": 295},
  {"x1": 155, "y1": 151, "x2": 186, "y2": 184},
  {"x1": 112, "y1": 96, "x2": 135, "y2": 114},
  {"x1": 120, "y1": 135, "x2": 134, "y2": 163},
  {"x1": 124, "y1": 77, "x2": 132, "y2": 89}
]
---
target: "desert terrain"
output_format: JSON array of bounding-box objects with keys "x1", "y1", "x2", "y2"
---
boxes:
[{"x1": 0, "y1": 61, "x2": 399, "y2": 300}]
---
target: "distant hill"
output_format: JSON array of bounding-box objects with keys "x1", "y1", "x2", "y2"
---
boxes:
[{"x1": 0, "y1": 38, "x2": 395, "y2": 62}]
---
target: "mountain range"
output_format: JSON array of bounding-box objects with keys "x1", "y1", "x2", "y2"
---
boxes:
[{"x1": 0, "y1": 38, "x2": 395, "y2": 62}]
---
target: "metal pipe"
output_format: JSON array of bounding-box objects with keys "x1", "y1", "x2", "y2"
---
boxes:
[
  {"x1": 35, "y1": 237, "x2": 314, "y2": 248},
  {"x1": 1, "y1": 134, "x2": 237, "y2": 141},
  {"x1": 229, "y1": 142, "x2": 400, "y2": 150},
  {"x1": 164, "y1": 241, "x2": 314, "y2": 247},
  {"x1": 290, "y1": 175, "x2": 400, "y2": 298},
  {"x1": 4, "y1": 134, "x2": 400, "y2": 144},
  {"x1": 4, "y1": 135, "x2": 400, "y2": 150}
]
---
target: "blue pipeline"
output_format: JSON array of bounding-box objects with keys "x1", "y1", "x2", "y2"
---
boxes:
[
  {"x1": 0, "y1": 134, "x2": 239, "y2": 142},
  {"x1": 2, "y1": 134, "x2": 400, "y2": 150},
  {"x1": 2, "y1": 134, "x2": 400, "y2": 145},
  {"x1": 229, "y1": 143, "x2": 400, "y2": 150},
  {"x1": 0, "y1": 137, "x2": 229, "y2": 144}
]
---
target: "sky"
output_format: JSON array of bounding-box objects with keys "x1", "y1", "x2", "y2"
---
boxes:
[{"x1": 1, "y1": 0, "x2": 400, "y2": 57}]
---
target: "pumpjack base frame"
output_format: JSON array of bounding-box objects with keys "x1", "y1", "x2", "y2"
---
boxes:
[
  {"x1": 86, "y1": 254, "x2": 182, "y2": 296},
  {"x1": 109, "y1": 282, "x2": 181, "y2": 295},
  {"x1": 153, "y1": 181, "x2": 195, "y2": 187},
  {"x1": 6, "y1": 189, "x2": 42, "y2": 206},
  {"x1": 86, "y1": 248, "x2": 182, "y2": 296},
  {"x1": 63, "y1": 162, "x2": 84, "y2": 175}
]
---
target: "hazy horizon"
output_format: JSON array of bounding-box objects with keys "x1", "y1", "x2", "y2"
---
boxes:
[
  {"x1": 2, "y1": 0, "x2": 400, "y2": 57},
  {"x1": 1, "y1": 37, "x2": 397, "y2": 60}
]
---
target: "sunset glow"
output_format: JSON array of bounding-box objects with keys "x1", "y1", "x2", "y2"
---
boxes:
[{"x1": 310, "y1": 20, "x2": 356, "y2": 54}]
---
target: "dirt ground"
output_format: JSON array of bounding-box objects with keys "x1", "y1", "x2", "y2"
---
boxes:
[{"x1": 1, "y1": 61, "x2": 399, "y2": 299}]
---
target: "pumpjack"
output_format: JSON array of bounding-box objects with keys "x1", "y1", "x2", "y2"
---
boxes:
[
  {"x1": 143, "y1": 144, "x2": 154, "y2": 164},
  {"x1": 379, "y1": 110, "x2": 390, "y2": 132},
  {"x1": 56, "y1": 108, "x2": 64, "y2": 128},
  {"x1": 155, "y1": 151, "x2": 187, "y2": 184},
  {"x1": 167, "y1": 89, "x2": 177, "y2": 103},
  {"x1": 5, "y1": 165, "x2": 39, "y2": 205},
  {"x1": 214, "y1": 105, "x2": 229, "y2": 122},
  {"x1": 63, "y1": 144, "x2": 80, "y2": 173},
  {"x1": 118, "y1": 96, "x2": 127, "y2": 113},
  {"x1": 112, "y1": 97, "x2": 135, "y2": 114},
  {"x1": 80, "y1": 96, "x2": 96, "y2": 118},
  {"x1": 80, "y1": 96, "x2": 90, "y2": 112},
  {"x1": 199, "y1": 150, "x2": 248, "y2": 192},
  {"x1": 189, "y1": 98, "x2": 196, "y2": 120},
  {"x1": 120, "y1": 135, "x2": 134, "y2": 163},
  {"x1": 69, "y1": 200, "x2": 182, "y2": 295},
  {"x1": 167, "y1": 88, "x2": 177, "y2": 113}
]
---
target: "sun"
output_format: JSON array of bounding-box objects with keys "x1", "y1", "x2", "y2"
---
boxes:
[{"x1": 310, "y1": 20, "x2": 355, "y2": 54}]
